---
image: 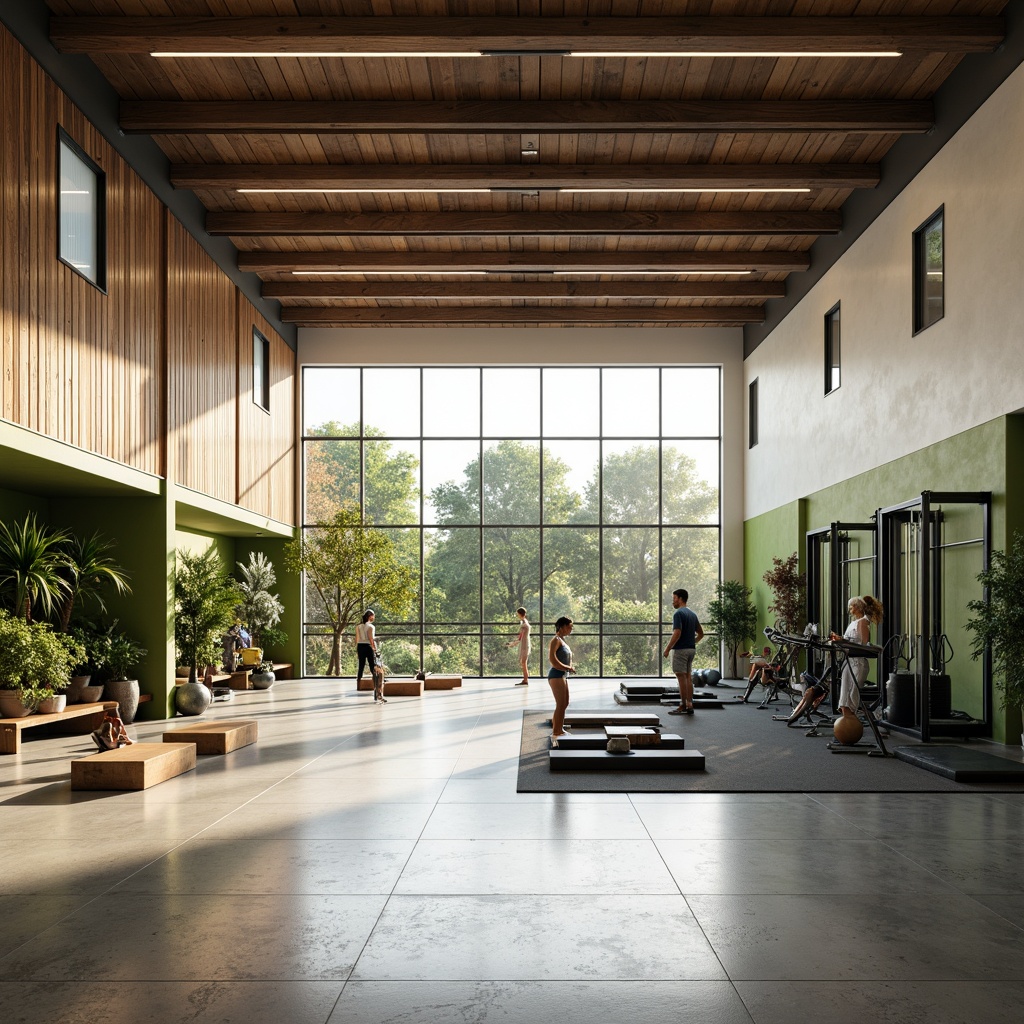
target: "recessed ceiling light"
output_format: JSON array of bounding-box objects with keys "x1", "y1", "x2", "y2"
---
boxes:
[
  {"x1": 238, "y1": 188, "x2": 491, "y2": 194},
  {"x1": 152, "y1": 50, "x2": 901, "y2": 60},
  {"x1": 551, "y1": 270, "x2": 754, "y2": 276},
  {"x1": 570, "y1": 51, "x2": 902, "y2": 59},
  {"x1": 291, "y1": 270, "x2": 489, "y2": 276},
  {"x1": 559, "y1": 187, "x2": 811, "y2": 194},
  {"x1": 151, "y1": 51, "x2": 482, "y2": 58}
]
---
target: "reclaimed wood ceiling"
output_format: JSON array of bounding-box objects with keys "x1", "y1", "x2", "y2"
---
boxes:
[{"x1": 49, "y1": 1, "x2": 1009, "y2": 328}]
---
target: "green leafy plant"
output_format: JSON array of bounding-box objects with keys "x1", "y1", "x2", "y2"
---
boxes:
[
  {"x1": 175, "y1": 548, "x2": 242, "y2": 684},
  {"x1": 966, "y1": 531, "x2": 1024, "y2": 715},
  {"x1": 284, "y1": 503, "x2": 417, "y2": 676},
  {"x1": 235, "y1": 551, "x2": 284, "y2": 649},
  {"x1": 0, "y1": 609, "x2": 83, "y2": 706},
  {"x1": 56, "y1": 531, "x2": 131, "y2": 632},
  {"x1": 92, "y1": 622, "x2": 148, "y2": 683},
  {"x1": 0, "y1": 513, "x2": 71, "y2": 623},
  {"x1": 763, "y1": 552, "x2": 807, "y2": 634},
  {"x1": 702, "y1": 580, "x2": 758, "y2": 678}
]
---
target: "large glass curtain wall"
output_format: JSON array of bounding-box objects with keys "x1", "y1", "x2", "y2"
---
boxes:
[{"x1": 302, "y1": 367, "x2": 721, "y2": 678}]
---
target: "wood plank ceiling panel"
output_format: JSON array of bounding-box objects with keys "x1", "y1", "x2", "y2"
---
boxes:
[{"x1": 46, "y1": 0, "x2": 1010, "y2": 326}]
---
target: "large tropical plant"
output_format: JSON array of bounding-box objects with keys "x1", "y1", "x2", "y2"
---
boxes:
[
  {"x1": 175, "y1": 548, "x2": 242, "y2": 684},
  {"x1": 284, "y1": 504, "x2": 417, "y2": 676},
  {"x1": 965, "y1": 531, "x2": 1024, "y2": 716},
  {"x1": 703, "y1": 580, "x2": 758, "y2": 679},
  {"x1": 235, "y1": 551, "x2": 285, "y2": 649},
  {"x1": 0, "y1": 514, "x2": 70, "y2": 623},
  {"x1": 56, "y1": 531, "x2": 132, "y2": 632}
]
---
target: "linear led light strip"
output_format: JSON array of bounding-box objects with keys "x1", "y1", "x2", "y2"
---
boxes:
[
  {"x1": 152, "y1": 51, "x2": 902, "y2": 59},
  {"x1": 291, "y1": 269, "x2": 754, "y2": 276},
  {"x1": 238, "y1": 187, "x2": 811, "y2": 194}
]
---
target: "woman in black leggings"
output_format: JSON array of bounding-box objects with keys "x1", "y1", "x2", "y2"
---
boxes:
[{"x1": 355, "y1": 610, "x2": 377, "y2": 688}]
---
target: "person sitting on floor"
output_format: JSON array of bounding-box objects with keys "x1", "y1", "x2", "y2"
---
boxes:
[{"x1": 785, "y1": 670, "x2": 830, "y2": 727}]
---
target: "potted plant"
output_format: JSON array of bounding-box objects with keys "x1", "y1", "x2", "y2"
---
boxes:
[
  {"x1": 56, "y1": 531, "x2": 131, "y2": 632},
  {"x1": 0, "y1": 513, "x2": 70, "y2": 624},
  {"x1": 95, "y1": 623, "x2": 147, "y2": 724},
  {"x1": 702, "y1": 580, "x2": 758, "y2": 680},
  {"x1": 966, "y1": 531, "x2": 1024, "y2": 746},
  {"x1": 175, "y1": 548, "x2": 241, "y2": 715},
  {"x1": 763, "y1": 552, "x2": 807, "y2": 634},
  {"x1": 235, "y1": 552, "x2": 285, "y2": 687},
  {"x1": 0, "y1": 609, "x2": 83, "y2": 716},
  {"x1": 66, "y1": 622, "x2": 108, "y2": 703}
]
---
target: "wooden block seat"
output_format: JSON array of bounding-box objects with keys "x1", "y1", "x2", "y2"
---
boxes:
[
  {"x1": 424, "y1": 674, "x2": 462, "y2": 689},
  {"x1": 1, "y1": 701, "x2": 119, "y2": 755},
  {"x1": 383, "y1": 678, "x2": 424, "y2": 697},
  {"x1": 71, "y1": 742, "x2": 196, "y2": 790},
  {"x1": 163, "y1": 719, "x2": 258, "y2": 755},
  {"x1": 272, "y1": 663, "x2": 293, "y2": 680}
]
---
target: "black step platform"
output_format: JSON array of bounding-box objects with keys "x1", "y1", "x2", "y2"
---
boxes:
[
  {"x1": 894, "y1": 745, "x2": 1024, "y2": 782},
  {"x1": 549, "y1": 748, "x2": 705, "y2": 771},
  {"x1": 613, "y1": 691, "x2": 725, "y2": 708},
  {"x1": 555, "y1": 732, "x2": 685, "y2": 750},
  {"x1": 563, "y1": 712, "x2": 661, "y2": 728}
]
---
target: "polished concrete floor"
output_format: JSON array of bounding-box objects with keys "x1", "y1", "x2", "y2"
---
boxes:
[{"x1": 1, "y1": 677, "x2": 1023, "y2": 1024}]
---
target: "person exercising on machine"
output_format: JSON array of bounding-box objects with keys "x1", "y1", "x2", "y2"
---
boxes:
[{"x1": 830, "y1": 595, "x2": 884, "y2": 720}]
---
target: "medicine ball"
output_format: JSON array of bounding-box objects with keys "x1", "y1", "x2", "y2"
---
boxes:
[
  {"x1": 704, "y1": 668, "x2": 722, "y2": 687},
  {"x1": 833, "y1": 715, "x2": 864, "y2": 745},
  {"x1": 692, "y1": 668, "x2": 707, "y2": 686}
]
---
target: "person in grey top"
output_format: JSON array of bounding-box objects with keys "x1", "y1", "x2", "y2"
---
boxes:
[{"x1": 663, "y1": 588, "x2": 704, "y2": 715}]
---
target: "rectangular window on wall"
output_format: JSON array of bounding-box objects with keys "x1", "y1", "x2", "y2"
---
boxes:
[
  {"x1": 748, "y1": 378, "x2": 758, "y2": 448},
  {"x1": 914, "y1": 207, "x2": 944, "y2": 333},
  {"x1": 253, "y1": 328, "x2": 270, "y2": 412},
  {"x1": 824, "y1": 303, "x2": 841, "y2": 395},
  {"x1": 57, "y1": 128, "x2": 106, "y2": 290}
]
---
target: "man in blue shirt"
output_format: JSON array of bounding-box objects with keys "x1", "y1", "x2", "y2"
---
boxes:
[{"x1": 663, "y1": 588, "x2": 704, "y2": 715}]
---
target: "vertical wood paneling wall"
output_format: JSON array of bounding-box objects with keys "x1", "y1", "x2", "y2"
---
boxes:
[
  {"x1": 1, "y1": 29, "x2": 163, "y2": 474},
  {"x1": 238, "y1": 297, "x2": 296, "y2": 525},
  {"x1": 1, "y1": 24, "x2": 296, "y2": 526}
]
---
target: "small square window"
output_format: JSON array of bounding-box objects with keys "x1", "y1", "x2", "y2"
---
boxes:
[
  {"x1": 253, "y1": 328, "x2": 270, "y2": 412},
  {"x1": 748, "y1": 378, "x2": 758, "y2": 449},
  {"x1": 57, "y1": 128, "x2": 105, "y2": 290},
  {"x1": 824, "y1": 303, "x2": 841, "y2": 395},
  {"x1": 913, "y1": 207, "x2": 944, "y2": 333}
]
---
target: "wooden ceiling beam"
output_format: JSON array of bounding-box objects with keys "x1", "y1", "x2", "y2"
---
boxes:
[
  {"x1": 121, "y1": 99, "x2": 934, "y2": 135},
  {"x1": 280, "y1": 305, "x2": 766, "y2": 325},
  {"x1": 263, "y1": 280, "x2": 787, "y2": 300},
  {"x1": 240, "y1": 251, "x2": 809, "y2": 274},
  {"x1": 208, "y1": 210, "x2": 840, "y2": 237},
  {"x1": 51, "y1": 16, "x2": 1004, "y2": 55},
  {"x1": 173, "y1": 161, "x2": 881, "y2": 191}
]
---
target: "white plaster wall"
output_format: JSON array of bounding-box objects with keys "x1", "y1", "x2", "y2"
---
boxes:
[
  {"x1": 745, "y1": 60, "x2": 1024, "y2": 520},
  {"x1": 298, "y1": 326, "x2": 746, "y2": 581}
]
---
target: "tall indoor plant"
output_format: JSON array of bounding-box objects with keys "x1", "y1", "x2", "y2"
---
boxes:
[
  {"x1": 56, "y1": 531, "x2": 131, "y2": 632},
  {"x1": 174, "y1": 548, "x2": 241, "y2": 714},
  {"x1": 0, "y1": 513, "x2": 70, "y2": 624},
  {"x1": 763, "y1": 552, "x2": 807, "y2": 634},
  {"x1": 966, "y1": 531, "x2": 1024, "y2": 745},
  {"x1": 703, "y1": 579, "x2": 758, "y2": 679}
]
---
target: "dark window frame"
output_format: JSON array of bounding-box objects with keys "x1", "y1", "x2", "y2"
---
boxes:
[
  {"x1": 56, "y1": 127, "x2": 107, "y2": 292},
  {"x1": 748, "y1": 378, "x2": 758, "y2": 448},
  {"x1": 913, "y1": 206, "x2": 945, "y2": 335},
  {"x1": 824, "y1": 302, "x2": 841, "y2": 395},
  {"x1": 253, "y1": 327, "x2": 271, "y2": 413}
]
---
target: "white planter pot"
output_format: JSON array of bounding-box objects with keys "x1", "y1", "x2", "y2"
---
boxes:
[{"x1": 37, "y1": 695, "x2": 67, "y2": 714}]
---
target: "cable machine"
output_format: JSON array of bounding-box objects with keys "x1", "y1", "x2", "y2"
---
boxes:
[
  {"x1": 877, "y1": 491, "x2": 991, "y2": 741},
  {"x1": 806, "y1": 521, "x2": 879, "y2": 712}
]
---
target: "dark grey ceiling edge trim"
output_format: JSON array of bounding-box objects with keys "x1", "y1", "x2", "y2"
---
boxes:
[
  {"x1": 741, "y1": 0, "x2": 1024, "y2": 359},
  {"x1": 0, "y1": 2, "x2": 296, "y2": 349}
]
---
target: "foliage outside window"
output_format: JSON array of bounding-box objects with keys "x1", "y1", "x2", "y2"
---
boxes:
[
  {"x1": 824, "y1": 303, "x2": 841, "y2": 395},
  {"x1": 57, "y1": 128, "x2": 105, "y2": 291},
  {"x1": 913, "y1": 207, "x2": 944, "y2": 333},
  {"x1": 301, "y1": 366, "x2": 723, "y2": 678}
]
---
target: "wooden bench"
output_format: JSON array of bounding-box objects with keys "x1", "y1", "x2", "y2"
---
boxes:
[
  {"x1": 383, "y1": 678, "x2": 424, "y2": 697},
  {"x1": 163, "y1": 719, "x2": 258, "y2": 754},
  {"x1": 71, "y1": 742, "x2": 197, "y2": 790},
  {"x1": 1, "y1": 701, "x2": 119, "y2": 755},
  {"x1": 424, "y1": 674, "x2": 462, "y2": 689}
]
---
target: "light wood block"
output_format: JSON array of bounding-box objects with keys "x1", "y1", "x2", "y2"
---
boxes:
[
  {"x1": 1, "y1": 701, "x2": 119, "y2": 755},
  {"x1": 357, "y1": 677, "x2": 376, "y2": 691},
  {"x1": 71, "y1": 743, "x2": 197, "y2": 790},
  {"x1": 163, "y1": 719, "x2": 258, "y2": 755},
  {"x1": 272, "y1": 663, "x2": 293, "y2": 679},
  {"x1": 228, "y1": 669, "x2": 254, "y2": 690},
  {"x1": 383, "y1": 678, "x2": 424, "y2": 697},
  {"x1": 424, "y1": 674, "x2": 462, "y2": 689}
]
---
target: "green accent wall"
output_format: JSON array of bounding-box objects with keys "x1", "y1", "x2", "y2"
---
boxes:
[
  {"x1": 237, "y1": 537, "x2": 302, "y2": 670},
  {"x1": 745, "y1": 415, "x2": 1021, "y2": 743}
]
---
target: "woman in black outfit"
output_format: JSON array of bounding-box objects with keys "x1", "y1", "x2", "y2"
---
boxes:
[{"x1": 355, "y1": 610, "x2": 377, "y2": 689}]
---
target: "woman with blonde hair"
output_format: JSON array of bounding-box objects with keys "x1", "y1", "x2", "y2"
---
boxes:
[{"x1": 830, "y1": 595, "x2": 884, "y2": 719}]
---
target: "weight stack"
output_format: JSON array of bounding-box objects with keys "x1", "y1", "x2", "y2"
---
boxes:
[
  {"x1": 884, "y1": 671, "x2": 915, "y2": 727},
  {"x1": 929, "y1": 673, "x2": 952, "y2": 719}
]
